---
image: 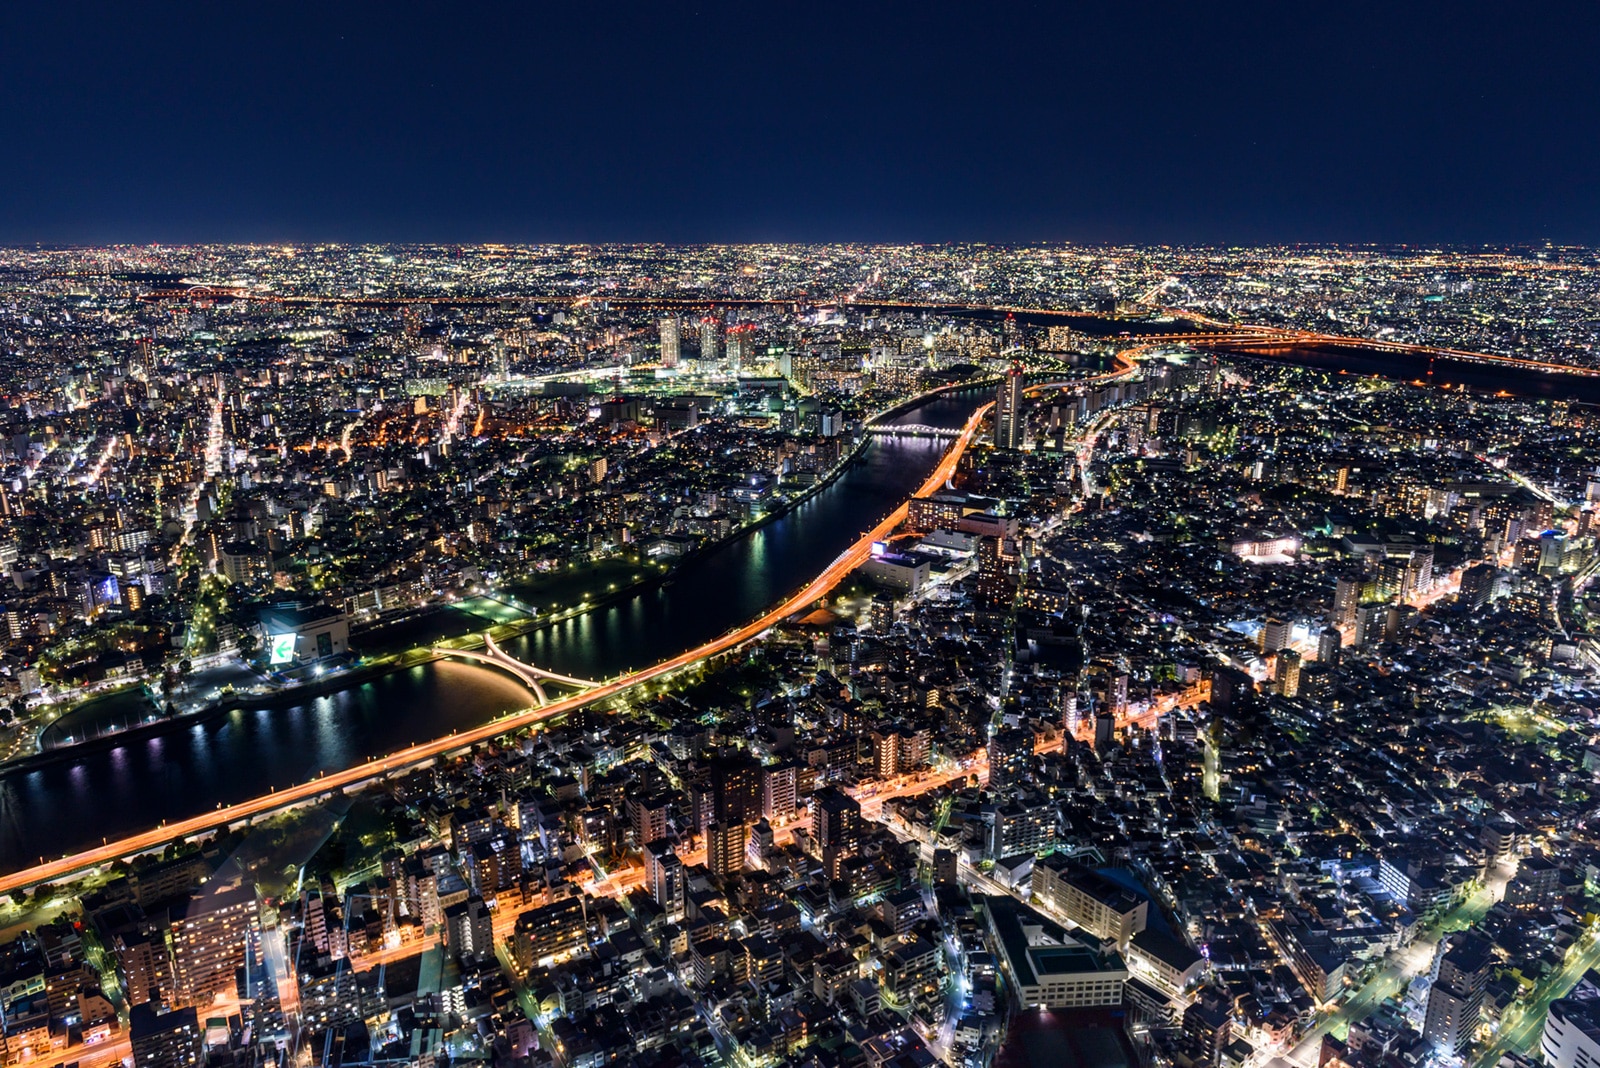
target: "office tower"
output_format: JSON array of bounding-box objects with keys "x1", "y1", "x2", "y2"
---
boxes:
[
  {"x1": 699, "y1": 317, "x2": 721, "y2": 362},
  {"x1": 987, "y1": 726, "x2": 1032, "y2": 794},
  {"x1": 1424, "y1": 934, "x2": 1492, "y2": 1056},
  {"x1": 168, "y1": 884, "x2": 256, "y2": 1009},
  {"x1": 811, "y1": 786, "x2": 863, "y2": 881},
  {"x1": 129, "y1": 1005, "x2": 202, "y2": 1068},
  {"x1": 658, "y1": 317, "x2": 680, "y2": 368},
  {"x1": 993, "y1": 363, "x2": 1025, "y2": 449},
  {"x1": 1274, "y1": 649, "x2": 1302, "y2": 698}
]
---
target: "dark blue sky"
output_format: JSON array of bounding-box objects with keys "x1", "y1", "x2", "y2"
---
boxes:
[{"x1": 2, "y1": 1, "x2": 1596, "y2": 246}]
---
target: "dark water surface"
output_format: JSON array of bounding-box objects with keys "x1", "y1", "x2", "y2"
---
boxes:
[{"x1": 0, "y1": 388, "x2": 987, "y2": 871}]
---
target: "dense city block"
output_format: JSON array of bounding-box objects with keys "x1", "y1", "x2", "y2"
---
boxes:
[{"x1": 0, "y1": 246, "x2": 1598, "y2": 1068}]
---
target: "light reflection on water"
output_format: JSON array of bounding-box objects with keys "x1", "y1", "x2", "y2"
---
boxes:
[{"x1": 0, "y1": 389, "x2": 987, "y2": 871}]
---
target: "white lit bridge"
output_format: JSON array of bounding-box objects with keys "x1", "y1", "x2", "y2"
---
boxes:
[
  {"x1": 865, "y1": 423, "x2": 961, "y2": 440},
  {"x1": 432, "y1": 633, "x2": 601, "y2": 705}
]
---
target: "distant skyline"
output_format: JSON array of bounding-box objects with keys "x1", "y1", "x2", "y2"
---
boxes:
[{"x1": 2, "y1": 1, "x2": 1597, "y2": 247}]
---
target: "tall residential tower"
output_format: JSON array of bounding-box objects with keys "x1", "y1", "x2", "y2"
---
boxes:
[{"x1": 994, "y1": 364, "x2": 1025, "y2": 449}]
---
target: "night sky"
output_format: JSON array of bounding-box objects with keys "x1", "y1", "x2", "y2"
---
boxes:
[{"x1": 2, "y1": 1, "x2": 1596, "y2": 246}]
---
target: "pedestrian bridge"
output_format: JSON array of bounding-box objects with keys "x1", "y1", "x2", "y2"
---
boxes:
[
  {"x1": 433, "y1": 633, "x2": 601, "y2": 706},
  {"x1": 865, "y1": 423, "x2": 961, "y2": 440}
]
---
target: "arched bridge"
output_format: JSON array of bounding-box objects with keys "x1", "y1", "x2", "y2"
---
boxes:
[
  {"x1": 433, "y1": 633, "x2": 600, "y2": 706},
  {"x1": 865, "y1": 423, "x2": 961, "y2": 440}
]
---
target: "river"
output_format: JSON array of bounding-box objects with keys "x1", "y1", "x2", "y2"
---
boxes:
[
  {"x1": 8, "y1": 334, "x2": 1588, "y2": 874},
  {"x1": 0, "y1": 387, "x2": 989, "y2": 871}
]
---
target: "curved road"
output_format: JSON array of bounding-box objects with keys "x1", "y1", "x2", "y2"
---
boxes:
[
  {"x1": 0, "y1": 355, "x2": 1140, "y2": 894},
  {"x1": 0, "y1": 370, "x2": 1110, "y2": 893}
]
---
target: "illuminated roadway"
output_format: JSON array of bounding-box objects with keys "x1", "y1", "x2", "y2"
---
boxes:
[
  {"x1": 0, "y1": 355, "x2": 1138, "y2": 895},
  {"x1": 136, "y1": 288, "x2": 1600, "y2": 381},
  {"x1": 0, "y1": 392, "x2": 966, "y2": 890}
]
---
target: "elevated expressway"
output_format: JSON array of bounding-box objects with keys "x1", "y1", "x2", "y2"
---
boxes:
[
  {"x1": 135, "y1": 285, "x2": 1600, "y2": 381},
  {"x1": 0, "y1": 352, "x2": 1139, "y2": 894}
]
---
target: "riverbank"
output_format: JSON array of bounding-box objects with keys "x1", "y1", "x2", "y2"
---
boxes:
[
  {"x1": 0, "y1": 391, "x2": 1001, "y2": 891},
  {"x1": 4, "y1": 380, "x2": 994, "y2": 777}
]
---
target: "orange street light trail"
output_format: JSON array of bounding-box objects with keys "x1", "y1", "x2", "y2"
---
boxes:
[{"x1": 0, "y1": 358, "x2": 1134, "y2": 897}]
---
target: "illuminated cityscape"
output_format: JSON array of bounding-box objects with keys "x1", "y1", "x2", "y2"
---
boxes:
[
  {"x1": 0, "y1": 243, "x2": 1595, "y2": 1068},
  {"x1": 1, "y1": 0, "x2": 1598, "y2": 1065}
]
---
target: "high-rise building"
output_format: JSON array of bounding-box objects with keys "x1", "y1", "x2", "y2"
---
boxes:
[
  {"x1": 442, "y1": 895, "x2": 494, "y2": 963},
  {"x1": 869, "y1": 593, "x2": 895, "y2": 633},
  {"x1": 1458, "y1": 563, "x2": 1496, "y2": 609},
  {"x1": 708, "y1": 756, "x2": 761, "y2": 824},
  {"x1": 985, "y1": 799, "x2": 1057, "y2": 859},
  {"x1": 129, "y1": 1005, "x2": 202, "y2": 1068},
  {"x1": 987, "y1": 726, "x2": 1032, "y2": 794},
  {"x1": 1330, "y1": 574, "x2": 1361, "y2": 628},
  {"x1": 118, "y1": 933, "x2": 166, "y2": 1009},
  {"x1": 1259, "y1": 618, "x2": 1292, "y2": 653},
  {"x1": 1353, "y1": 603, "x2": 1386, "y2": 649},
  {"x1": 975, "y1": 536, "x2": 1017, "y2": 611},
  {"x1": 760, "y1": 762, "x2": 798, "y2": 822},
  {"x1": 870, "y1": 729, "x2": 902, "y2": 779},
  {"x1": 1274, "y1": 649, "x2": 1302, "y2": 698},
  {"x1": 726, "y1": 324, "x2": 755, "y2": 372},
  {"x1": 628, "y1": 792, "x2": 672, "y2": 847},
  {"x1": 646, "y1": 842, "x2": 685, "y2": 918},
  {"x1": 812, "y1": 787, "x2": 863, "y2": 880},
  {"x1": 993, "y1": 364, "x2": 1026, "y2": 449},
  {"x1": 1316, "y1": 626, "x2": 1342, "y2": 664},
  {"x1": 510, "y1": 897, "x2": 588, "y2": 973},
  {"x1": 1424, "y1": 934, "x2": 1492, "y2": 1056},
  {"x1": 699, "y1": 317, "x2": 721, "y2": 363},
  {"x1": 168, "y1": 884, "x2": 256, "y2": 1009},
  {"x1": 658, "y1": 318, "x2": 680, "y2": 368},
  {"x1": 1407, "y1": 547, "x2": 1434, "y2": 595},
  {"x1": 706, "y1": 821, "x2": 748, "y2": 879}
]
